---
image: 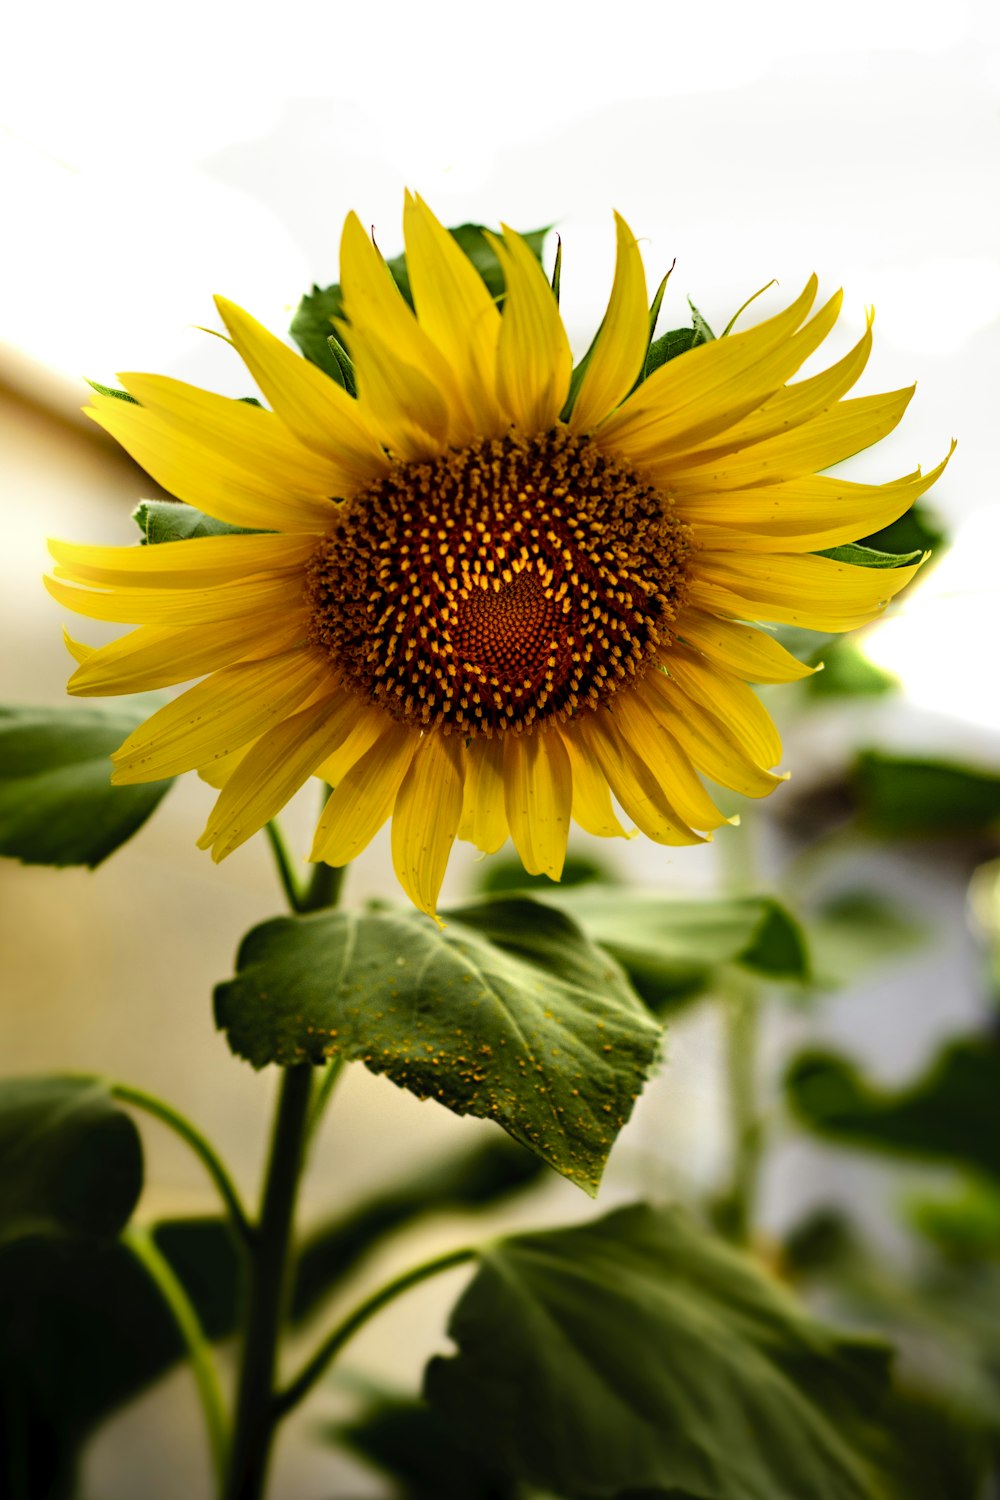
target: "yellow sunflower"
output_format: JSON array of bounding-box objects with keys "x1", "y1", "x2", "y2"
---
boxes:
[{"x1": 47, "y1": 195, "x2": 949, "y2": 918}]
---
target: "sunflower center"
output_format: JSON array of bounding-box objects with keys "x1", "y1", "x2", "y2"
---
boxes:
[{"x1": 306, "y1": 428, "x2": 690, "y2": 736}]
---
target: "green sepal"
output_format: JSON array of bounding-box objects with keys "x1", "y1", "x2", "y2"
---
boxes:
[
  {"x1": 84, "y1": 379, "x2": 138, "y2": 404},
  {"x1": 214, "y1": 896, "x2": 662, "y2": 1194},
  {"x1": 816, "y1": 542, "x2": 924, "y2": 569},
  {"x1": 426, "y1": 1202, "x2": 896, "y2": 1500},
  {"x1": 0, "y1": 704, "x2": 173, "y2": 867},
  {"x1": 0, "y1": 1076, "x2": 142, "y2": 1246},
  {"x1": 785, "y1": 1035, "x2": 1000, "y2": 1181},
  {"x1": 688, "y1": 296, "x2": 716, "y2": 343},
  {"x1": 133, "y1": 498, "x2": 264, "y2": 544}
]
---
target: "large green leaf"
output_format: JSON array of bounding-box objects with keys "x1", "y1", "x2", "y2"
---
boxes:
[
  {"x1": 426, "y1": 1203, "x2": 894, "y2": 1500},
  {"x1": 215, "y1": 897, "x2": 662, "y2": 1194},
  {"x1": 785, "y1": 1037, "x2": 1000, "y2": 1180},
  {"x1": 851, "y1": 751, "x2": 1000, "y2": 837},
  {"x1": 0, "y1": 1076, "x2": 143, "y2": 1245},
  {"x1": 0, "y1": 705, "x2": 173, "y2": 867},
  {"x1": 0, "y1": 1218, "x2": 242, "y2": 1500},
  {"x1": 803, "y1": 889, "x2": 924, "y2": 989},
  {"x1": 537, "y1": 888, "x2": 810, "y2": 1012}
]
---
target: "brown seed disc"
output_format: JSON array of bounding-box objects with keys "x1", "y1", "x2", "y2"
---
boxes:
[{"x1": 307, "y1": 427, "x2": 690, "y2": 736}]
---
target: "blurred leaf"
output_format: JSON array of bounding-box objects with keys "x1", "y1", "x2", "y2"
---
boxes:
[
  {"x1": 535, "y1": 887, "x2": 809, "y2": 1013},
  {"x1": 852, "y1": 752, "x2": 1000, "y2": 838},
  {"x1": 817, "y1": 543, "x2": 923, "y2": 569},
  {"x1": 803, "y1": 640, "x2": 899, "y2": 700},
  {"x1": 785, "y1": 1037, "x2": 1000, "y2": 1180},
  {"x1": 0, "y1": 1217, "x2": 242, "y2": 1500},
  {"x1": 328, "y1": 1384, "x2": 515, "y2": 1500},
  {"x1": 291, "y1": 1136, "x2": 544, "y2": 1324},
  {"x1": 0, "y1": 1077, "x2": 142, "y2": 1246},
  {"x1": 858, "y1": 502, "x2": 946, "y2": 560},
  {"x1": 133, "y1": 498, "x2": 261, "y2": 544},
  {"x1": 771, "y1": 624, "x2": 841, "y2": 664},
  {"x1": 804, "y1": 889, "x2": 925, "y2": 988},
  {"x1": 0, "y1": 706, "x2": 173, "y2": 868},
  {"x1": 473, "y1": 852, "x2": 615, "y2": 896},
  {"x1": 905, "y1": 1177, "x2": 1000, "y2": 1260},
  {"x1": 215, "y1": 897, "x2": 661, "y2": 1194},
  {"x1": 785, "y1": 1209, "x2": 1000, "y2": 1448},
  {"x1": 426, "y1": 1203, "x2": 894, "y2": 1500}
]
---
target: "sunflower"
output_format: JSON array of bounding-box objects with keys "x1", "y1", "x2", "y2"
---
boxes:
[{"x1": 47, "y1": 195, "x2": 948, "y2": 917}]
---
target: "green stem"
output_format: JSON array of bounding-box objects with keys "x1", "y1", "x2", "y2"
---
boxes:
[
  {"x1": 223, "y1": 1064, "x2": 314, "y2": 1500},
  {"x1": 265, "y1": 821, "x2": 306, "y2": 912},
  {"x1": 274, "y1": 1246, "x2": 477, "y2": 1420},
  {"x1": 723, "y1": 978, "x2": 762, "y2": 1246},
  {"x1": 111, "y1": 1083, "x2": 252, "y2": 1248},
  {"x1": 124, "y1": 1225, "x2": 229, "y2": 1487}
]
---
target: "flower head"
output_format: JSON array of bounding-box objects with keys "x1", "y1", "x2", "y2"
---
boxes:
[{"x1": 48, "y1": 195, "x2": 948, "y2": 917}]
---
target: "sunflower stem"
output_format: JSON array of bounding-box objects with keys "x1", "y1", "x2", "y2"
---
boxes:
[
  {"x1": 223, "y1": 1063, "x2": 313, "y2": 1500},
  {"x1": 264, "y1": 820, "x2": 306, "y2": 912}
]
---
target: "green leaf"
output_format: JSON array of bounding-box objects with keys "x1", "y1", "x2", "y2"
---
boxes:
[
  {"x1": 785, "y1": 1037, "x2": 1000, "y2": 1180},
  {"x1": 133, "y1": 498, "x2": 262, "y2": 544},
  {"x1": 291, "y1": 1135, "x2": 544, "y2": 1323},
  {"x1": 426, "y1": 1203, "x2": 894, "y2": 1500},
  {"x1": 858, "y1": 501, "x2": 946, "y2": 560},
  {"x1": 851, "y1": 751, "x2": 1000, "y2": 837},
  {"x1": 0, "y1": 1218, "x2": 242, "y2": 1500},
  {"x1": 0, "y1": 705, "x2": 173, "y2": 867},
  {"x1": 328, "y1": 1383, "x2": 516, "y2": 1500},
  {"x1": 803, "y1": 640, "x2": 899, "y2": 699},
  {"x1": 290, "y1": 282, "x2": 347, "y2": 382},
  {"x1": 816, "y1": 542, "x2": 923, "y2": 569},
  {"x1": 536, "y1": 888, "x2": 810, "y2": 1013},
  {"x1": 643, "y1": 325, "x2": 702, "y2": 377},
  {"x1": 215, "y1": 896, "x2": 662, "y2": 1194},
  {"x1": 906, "y1": 1177, "x2": 1000, "y2": 1260},
  {"x1": 0, "y1": 1076, "x2": 142, "y2": 1245},
  {"x1": 473, "y1": 851, "x2": 615, "y2": 896},
  {"x1": 804, "y1": 889, "x2": 925, "y2": 988}
]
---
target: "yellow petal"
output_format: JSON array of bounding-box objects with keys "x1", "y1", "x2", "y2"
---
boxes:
[
  {"x1": 569, "y1": 212, "x2": 649, "y2": 431},
  {"x1": 342, "y1": 318, "x2": 450, "y2": 457},
  {"x1": 691, "y1": 550, "x2": 924, "y2": 633},
  {"x1": 49, "y1": 532, "x2": 316, "y2": 589},
  {"x1": 575, "y1": 710, "x2": 707, "y2": 846},
  {"x1": 315, "y1": 701, "x2": 388, "y2": 787},
  {"x1": 661, "y1": 388, "x2": 915, "y2": 493},
  {"x1": 338, "y1": 213, "x2": 473, "y2": 442},
  {"x1": 67, "y1": 609, "x2": 309, "y2": 696},
  {"x1": 487, "y1": 227, "x2": 572, "y2": 434},
  {"x1": 674, "y1": 610, "x2": 816, "y2": 684},
  {"x1": 503, "y1": 730, "x2": 572, "y2": 879},
  {"x1": 391, "y1": 731, "x2": 465, "y2": 919},
  {"x1": 663, "y1": 645, "x2": 782, "y2": 768},
  {"x1": 46, "y1": 571, "x2": 304, "y2": 626},
  {"x1": 677, "y1": 446, "x2": 954, "y2": 553},
  {"x1": 120, "y1": 373, "x2": 349, "y2": 499},
  {"x1": 110, "y1": 647, "x2": 328, "y2": 782},
  {"x1": 403, "y1": 194, "x2": 503, "y2": 433},
  {"x1": 555, "y1": 725, "x2": 628, "y2": 838},
  {"x1": 457, "y1": 735, "x2": 508, "y2": 853},
  {"x1": 213, "y1": 296, "x2": 389, "y2": 486},
  {"x1": 198, "y1": 739, "x2": 257, "y2": 790},
  {"x1": 311, "y1": 719, "x2": 418, "y2": 866},
  {"x1": 198, "y1": 691, "x2": 347, "y2": 860},
  {"x1": 614, "y1": 690, "x2": 733, "y2": 830},
  {"x1": 596, "y1": 276, "x2": 818, "y2": 460},
  {"x1": 642, "y1": 668, "x2": 787, "y2": 800},
  {"x1": 86, "y1": 397, "x2": 335, "y2": 534}
]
